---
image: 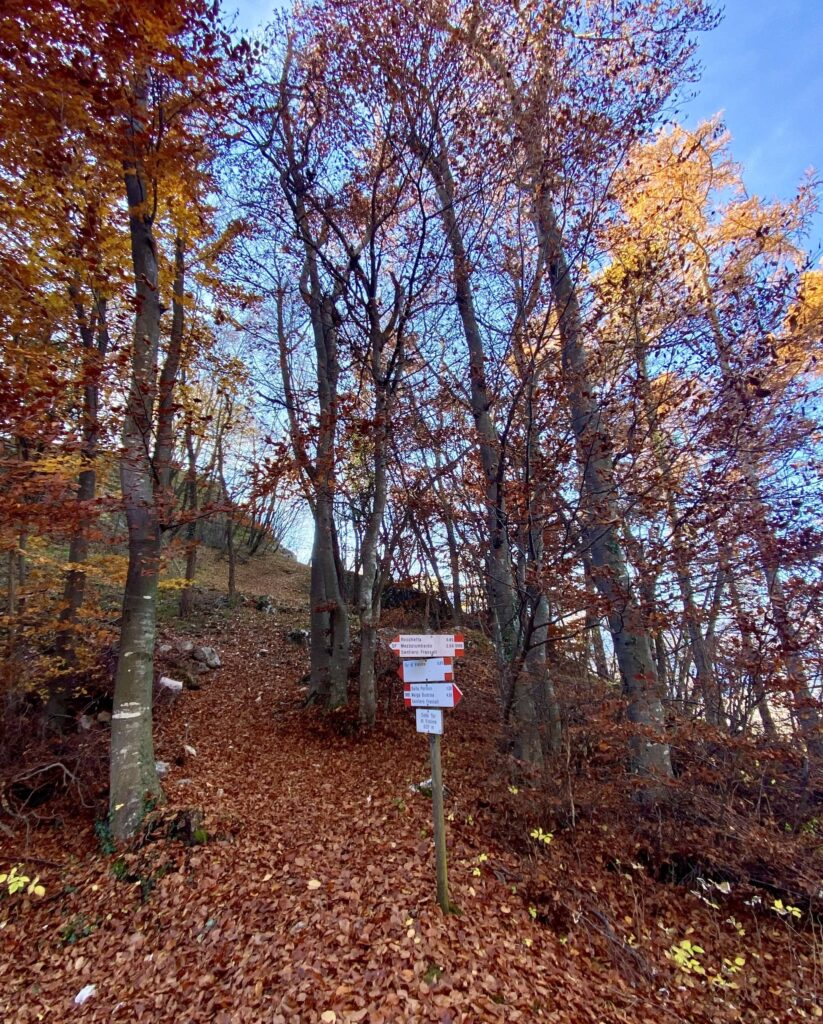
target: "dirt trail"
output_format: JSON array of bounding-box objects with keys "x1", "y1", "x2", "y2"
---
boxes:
[
  {"x1": 2, "y1": 573, "x2": 819, "y2": 1022},
  {"x1": 2, "y1": 608, "x2": 607, "y2": 1023}
]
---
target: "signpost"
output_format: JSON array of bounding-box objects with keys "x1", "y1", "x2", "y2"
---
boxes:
[
  {"x1": 429, "y1": 731, "x2": 448, "y2": 913},
  {"x1": 393, "y1": 634, "x2": 464, "y2": 913}
]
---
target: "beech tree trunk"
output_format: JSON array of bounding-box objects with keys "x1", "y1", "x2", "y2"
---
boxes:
[
  {"x1": 533, "y1": 197, "x2": 672, "y2": 778},
  {"x1": 57, "y1": 292, "x2": 109, "y2": 657},
  {"x1": 632, "y1": 329, "x2": 723, "y2": 725},
  {"x1": 421, "y1": 135, "x2": 548, "y2": 761},
  {"x1": 583, "y1": 556, "x2": 610, "y2": 680},
  {"x1": 179, "y1": 400, "x2": 198, "y2": 619},
  {"x1": 310, "y1": 490, "x2": 349, "y2": 707},
  {"x1": 215, "y1": 404, "x2": 236, "y2": 602},
  {"x1": 111, "y1": 86, "x2": 186, "y2": 837},
  {"x1": 700, "y1": 268, "x2": 823, "y2": 755},
  {"x1": 358, "y1": 387, "x2": 389, "y2": 727},
  {"x1": 273, "y1": 74, "x2": 353, "y2": 707},
  {"x1": 6, "y1": 550, "x2": 16, "y2": 618},
  {"x1": 46, "y1": 292, "x2": 111, "y2": 727},
  {"x1": 110, "y1": 78, "x2": 164, "y2": 838},
  {"x1": 444, "y1": 512, "x2": 463, "y2": 629},
  {"x1": 439, "y1": 21, "x2": 671, "y2": 775}
]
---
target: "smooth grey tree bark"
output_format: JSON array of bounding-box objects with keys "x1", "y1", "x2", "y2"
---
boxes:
[
  {"x1": 56, "y1": 289, "x2": 110, "y2": 660},
  {"x1": 110, "y1": 74, "x2": 166, "y2": 839},
  {"x1": 110, "y1": 86, "x2": 187, "y2": 845},
  {"x1": 631, "y1": 327, "x2": 723, "y2": 725},
  {"x1": 307, "y1": 294, "x2": 350, "y2": 709},
  {"x1": 357, "y1": 312, "x2": 402, "y2": 727},
  {"x1": 416, "y1": 130, "x2": 550, "y2": 762},
  {"x1": 49, "y1": 288, "x2": 110, "y2": 727},
  {"x1": 583, "y1": 554, "x2": 610, "y2": 681},
  {"x1": 530, "y1": 191, "x2": 672, "y2": 778},
  {"x1": 698, "y1": 267, "x2": 823, "y2": 755},
  {"x1": 423, "y1": 15, "x2": 673, "y2": 778},
  {"x1": 178, "y1": 383, "x2": 199, "y2": 619}
]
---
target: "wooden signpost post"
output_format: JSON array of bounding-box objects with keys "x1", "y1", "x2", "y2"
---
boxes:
[{"x1": 393, "y1": 634, "x2": 465, "y2": 912}]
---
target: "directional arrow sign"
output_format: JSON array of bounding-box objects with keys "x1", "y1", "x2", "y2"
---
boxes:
[
  {"x1": 403, "y1": 682, "x2": 463, "y2": 709},
  {"x1": 390, "y1": 633, "x2": 465, "y2": 659},
  {"x1": 398, "y1": 658, "x2": 453, "y2": 683}
]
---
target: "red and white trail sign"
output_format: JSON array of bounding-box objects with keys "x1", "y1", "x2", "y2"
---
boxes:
[
  {"x1": 397, "y1": 657, "x2": 453, "y2": 683},
  {"x1": 389, "y1": 633, "x2": 465, "y2": 659},
  {"x1": 403, "y1": 682, "x2": 463, "y2": 709}
]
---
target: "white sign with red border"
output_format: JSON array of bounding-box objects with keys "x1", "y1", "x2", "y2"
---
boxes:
[
  {"x1": 404, "y1": 683, "x2": 463, "y2": 709},
  {"x1": 398, "y1": 658, "x2": 453, "y2": 683},
  {"x1": 390, "y1": 634, "x2": 465, "y2": 659}
]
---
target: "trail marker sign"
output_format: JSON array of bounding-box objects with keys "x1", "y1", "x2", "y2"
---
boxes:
[
  {"x1": 415, "y1": 708, "x2": 443, "y2": 734},
  {"x1": 390, "y1": 634, "x2": 464, "y2": 659},
  {"x1": 398, "y1": 657, "x2": 453, "y2": 683},
  {"x1": 403, "y1": 683, "x2": 463, "y2": 709}
]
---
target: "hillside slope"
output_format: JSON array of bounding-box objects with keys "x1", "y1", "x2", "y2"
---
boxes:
[{"x1": 1, "y1": 562, "x2": 821, "y2": 1023}]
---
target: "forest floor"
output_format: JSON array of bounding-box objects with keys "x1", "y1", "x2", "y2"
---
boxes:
[
  {"x1": 1, "y1": 557, "x2": 822, "y2": 1023},
  {"x1": 166, "y1": 546, "x2": 312, "y2": 610}
]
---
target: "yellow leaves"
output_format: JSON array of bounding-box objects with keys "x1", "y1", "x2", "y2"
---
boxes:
[
  {"x1": 666, "y1": 938, "x2": 705, "y2": 975},
  {"x1": 618, "y1": 117, "x2": 738, "y2": 235},
  {"x1": 771, "y1": 899, "x2": 801, "y2": 920},
  {"x1": 604, "y1": 114, "x2": 813, "y2": 318},
  {"x1": 785, "y1": 268, "x2": 823, "y2": 370},
  {"x1": 470, "y1": 853, "x2": 488, "y2": 877},
  {"x1": 307, "y1": 879, "x2": 322, "y2": 890},
  {"x1": 30, "y1": 452, "x2": 86, "y2": 477},
  {"x1": 84, "y1": 553, "x2": 129, "y2": 586},
  {"x1": 0, "y1": 865, "x2": 46, "y2": 898},
  {"x1": 158, "y1": 577, "x2": 190, "y2": 592},
  {"x1": 709, "y1": 954, "x2": 746, "y2": 989},
  {"x1": 529, "y1": 827, "x2": 553, "y2": 845}
]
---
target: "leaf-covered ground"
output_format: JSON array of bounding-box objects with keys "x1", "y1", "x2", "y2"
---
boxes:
[{"x1": 1, "y1": 599, "x2": 821, "y2": 1023}]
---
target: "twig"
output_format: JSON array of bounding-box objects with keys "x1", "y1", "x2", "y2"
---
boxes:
[
  {"x1": 11, "y1": 762, "x2": 79, "y2": 786},
  {"x1": 0, "y1": 855, "x2": 63, "y2": 869}
]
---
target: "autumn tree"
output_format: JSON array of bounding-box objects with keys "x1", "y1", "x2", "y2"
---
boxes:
[
  {"x1": 110, "y1": 8, "x2": 240, "y2": 837},
  {"x1": 235, "y1": 18, "x2": 443, "y2": 720},
  {"x1": 312, "y1": 0, "x2": 713, "y2": 772},
  {"x1": 599, "y1": 120, "x2": 823, "y2": 750}
]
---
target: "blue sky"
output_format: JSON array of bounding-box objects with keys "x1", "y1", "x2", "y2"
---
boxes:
[
  {"x1": 231, "y1": 0, "x2": 823, "y2": 248},
  {"x1": 682, "y1": 0, "x2": 823, "y2": 250}
]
